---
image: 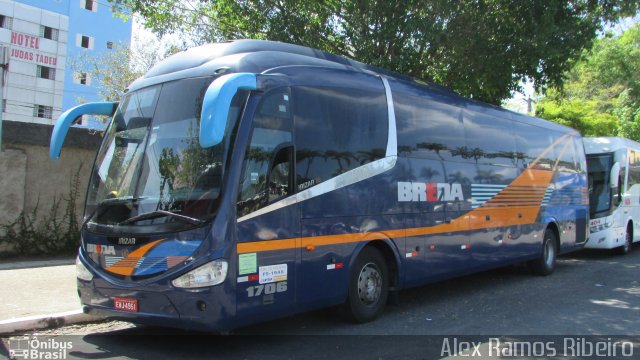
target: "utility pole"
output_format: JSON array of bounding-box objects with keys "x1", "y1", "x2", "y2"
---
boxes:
[
  {"x1": 0, "y1": 46, "x2": 7, "y2": 152},
  {"x1": 525, "y1": 96, "x2": 537, "y2": 116}
]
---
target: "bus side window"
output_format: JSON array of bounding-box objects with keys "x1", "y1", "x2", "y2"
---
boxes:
[
  {"x1": 573, "y1": 137, "x2": 587, "y2": 174},
  {"x1": 554, "y1": 133, "x2": 579, "y2": 173},
  {"x1": 513, "y1": 121, "x2": 555, "y2": 170},
  {"x1": 292, "y1": 86, "x2": 387, "y2": 188},
  {"x1": 237, "y1": 88, "x2": 292, "y2": 218},
  {"x1": 462, "y1": 110, "x2": 517, "y2": 166},
  {"x1": 628, "y1": 150, "x2": 640, "y2": 189},
  {"x1": 393, "y1": 92, "x2": 464, "y2": 162},
  {"x1": 268, "y1": 145, "x2": 293, "y2": 203}
]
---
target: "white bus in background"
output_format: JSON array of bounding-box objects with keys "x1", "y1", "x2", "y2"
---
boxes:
[{"x1": 584, "y1": 137, "x2": 640, "y2": 254}]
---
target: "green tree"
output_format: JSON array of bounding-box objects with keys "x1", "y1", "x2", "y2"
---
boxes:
[
  {"x1": 109, "y1": 0, "x2": 638, "y2": 105},
  {"x1": 70, "y1": 37, "x2": 179, "y2": 102},
  {"x1": 536, "y1": 96, "x2": 619, "y2": 136},
  {"x1": 591, "y1": 24, "x2": 640, "y2": 139},
  {"x1": 536, "y1": 23, "x2": 640, "y2": 140}
]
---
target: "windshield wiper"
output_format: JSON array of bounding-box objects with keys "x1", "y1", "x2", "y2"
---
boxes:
[
  {"x1": 86, "y1": 196, "x2": 149, "y2": 224},
  {"x1": 100, "y1": 196, "x2": 147, "y2": 204},
  {"x1": 119, "y1": 210, "x2": 204, "y2": 226}
]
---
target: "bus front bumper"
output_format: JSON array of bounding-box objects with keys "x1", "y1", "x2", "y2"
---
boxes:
[
  {"x1": 585, "y1": 227, "x2": 625, "y2": 249},
  {"x1": 77, "y1": 279, "x2": 235, "y2": 332}
]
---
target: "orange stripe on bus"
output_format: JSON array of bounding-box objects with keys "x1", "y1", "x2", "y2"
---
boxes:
[
  {"x1": 237, "y1": 238, "x2": 298, "y2": 254},
  {"x1": 236, "y1": 164, "x2": 557, "y2": 254},
  {"x1": 235, "y1": 204, "x2": 544, "y2": 254},
  {"x1": 105, "y1": 239, "x2": 164, "y2": 276}
]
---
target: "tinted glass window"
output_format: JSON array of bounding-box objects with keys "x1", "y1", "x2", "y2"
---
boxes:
[
  {"x1": 85, "y1": 77, "x2": 248, "y2": 233},
  {"x1": 513, "y1": 121, "x2": 556, "y2": 170},
  {"x1": 463, "y1": 111, "x2": 517, "y2": 166},
  {"x1": 395, "y1": 94, "x2": 465, "y2": 161},
  {"x1": 573, "y1": 137, "x2": 587, "y2": 173},
  {"x1": 554, "y1": 134, "x2": 579, "y2": 173},
  {"x1": 237, "y1": 88, "x2": 293, "y2": 217},
  {"x1": 587, "y1": 154, "x2": 613, "y2": 216},
  {"x1": 629, "y1": 150, "x2": 640, "y2": 188},
  {"x1": 293, "y1": 86, "x2": 387, "y2": 189}
]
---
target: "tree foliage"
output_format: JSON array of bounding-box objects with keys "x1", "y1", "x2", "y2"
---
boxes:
[
  {"x1": 70, "y1": 37, "x2": 179, "y2": 102},
  {"x1": 536, "y1": 23, "x2": 640, "y2": 140},
  {"x1": 110, "y1": 0, "x2": 638, "y2": 105}
]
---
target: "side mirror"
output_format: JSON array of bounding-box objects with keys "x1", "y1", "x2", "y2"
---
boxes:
[
  {"x1": 610, "y1": 162, "x2": 623, "y2": 206},
  {"x1": 200, "y1": 73, "x2": 257, "y2": 148},
  {"x1": 50, "y1": 102, "x2": 118, "y2": 160},
  {"x1": 610, "y1": 162, "x2": 621, "y2": 189}
]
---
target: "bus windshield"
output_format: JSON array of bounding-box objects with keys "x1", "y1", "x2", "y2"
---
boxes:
[
  {"x1": 587, "y1": 153, "x2": 614, "y2": 217},
  {"x1": 84, "y1": 76, "x2": 244, "y2": 234}
]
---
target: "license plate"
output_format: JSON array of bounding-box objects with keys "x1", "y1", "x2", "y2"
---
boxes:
[{"x1": 114, "y1": 297, "x2": 138, "y2": 312}]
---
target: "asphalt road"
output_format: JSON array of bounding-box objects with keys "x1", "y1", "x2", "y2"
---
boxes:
[
  {"x1": 243, "y1": 247, "x2": 640, "y2": 336},
  {"x1": 2, "y1": 247, "x2": 639, "y2": 359}
]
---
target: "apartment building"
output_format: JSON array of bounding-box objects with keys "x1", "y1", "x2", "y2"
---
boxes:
[{"x1": 0, "y1": 0, "x2": 131, "y2": 126}]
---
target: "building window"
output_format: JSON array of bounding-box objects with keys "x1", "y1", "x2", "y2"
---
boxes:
[
  {"x1": 82, "y1": 0, "x2": 97, "y2": 12},
  {"x1": 37, "y1": 65, "x2": 56, "y2": 80},
  {"x1": 40, "y1": 26, "x2": 59, "y2": 41},
  {"x1": 72, "y1": 115, "x2": 86, "y2": 126},
  {"x1": 75, "y1": 72, "x2": 90, "y2": 85},
  {"x1": 0, "y1": 15, "x2": 12, "y2": 30},
  {"x1": 106, "y1": 41, "x2": 113, "y2": 49},
  {"x1": 34, "y1": 105, "x2": 53, "y2": 119},
  {"x1": 77, "y1": 34, "x2": 94, "y2": 49}
]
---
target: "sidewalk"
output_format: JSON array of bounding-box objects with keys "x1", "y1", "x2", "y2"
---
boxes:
[{"x1": 0, "y1": 258, "x2": 103, "y2": 334}]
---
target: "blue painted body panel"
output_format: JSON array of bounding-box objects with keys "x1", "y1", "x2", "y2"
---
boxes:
[{"x1": 74, "y1": 40, "x2": 589, "y2": 332}]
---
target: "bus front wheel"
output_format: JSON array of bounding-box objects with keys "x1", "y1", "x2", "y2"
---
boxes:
[
  {"x1": 617, "y1": 226, "x2": 632, "y2": 255},
  {"x1": 529, "y1": 229, "x2": 557, "y2": 276},
  {"x1": 343, "y1": 247, "x2": 389, "y2": 323}
]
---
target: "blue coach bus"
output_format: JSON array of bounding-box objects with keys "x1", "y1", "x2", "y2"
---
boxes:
[{"x1": 50, "y1": 40, "x2": 588, "y2": 331}]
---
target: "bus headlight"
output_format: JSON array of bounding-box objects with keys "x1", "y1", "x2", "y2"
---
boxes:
[
  {"x1": 76, "y1": 256, "x2": 93, "y2": 281},
  {"x1": 172, "y1": 259, "x2": 228, "y2": 288}
]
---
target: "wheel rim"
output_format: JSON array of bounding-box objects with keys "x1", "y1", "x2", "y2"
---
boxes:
[
  {"x1": 544, "y1": 238, "x2": 555, "y2": 268},
  {"x1": 357, "y1": 262, "x2": 382, "y2": 306}
]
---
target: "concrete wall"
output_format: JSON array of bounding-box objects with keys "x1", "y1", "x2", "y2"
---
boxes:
[{"x1": 0, "y1": 120, "x2": 101, "y2": 229}]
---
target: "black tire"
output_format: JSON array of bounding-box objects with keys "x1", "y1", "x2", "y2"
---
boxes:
[
  {"x1": 529, "y1": 229, "x2": 557, "y2": 276},
  {"x1": 342, "y1": 247, "x2": 389, "y2": 323},
  {"x1": 617, "y1": 226, "x2": 632, "y2": 255}
]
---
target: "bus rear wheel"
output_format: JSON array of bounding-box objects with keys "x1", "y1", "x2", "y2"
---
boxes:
[
  {"x1": 529, "y1": 229, "x2": 557, "y2": 276},
  {"x1": 343, "y1": 247, "x2": 389, "y2": 323}
]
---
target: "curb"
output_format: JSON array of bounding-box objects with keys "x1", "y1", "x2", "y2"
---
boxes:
[
  {"x1": 0, "y1": 259, "x2": 75, "y2": 271},
  {"x1": 0, "y1": 310, "x2": 104, "y2": 335}
]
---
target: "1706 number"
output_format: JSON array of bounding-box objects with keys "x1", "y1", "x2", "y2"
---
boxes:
[{"x1": 246, "y1": 281, "x2": 287, "y2": 297}]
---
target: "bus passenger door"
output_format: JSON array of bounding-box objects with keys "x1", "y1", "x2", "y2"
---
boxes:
[
  {"x1": 285, "y1": 69, "x2": 391, "y2": 309},
  {"x1": 234, "y1": 88, "x2": 299, "y2": 321}
]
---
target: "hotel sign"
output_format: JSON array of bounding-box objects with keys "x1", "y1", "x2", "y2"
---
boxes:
[{"x1": 9, "y1": 31, "x2": 59, "y2": 66}]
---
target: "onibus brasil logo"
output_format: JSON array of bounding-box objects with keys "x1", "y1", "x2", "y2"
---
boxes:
[{"x1": 7, "y1": 335, "x2": 72, "y2": 359}]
